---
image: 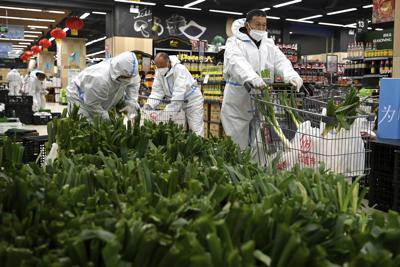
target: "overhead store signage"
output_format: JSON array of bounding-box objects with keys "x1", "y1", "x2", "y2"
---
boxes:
[
  {"x1": 372, "y1": 0, "x2": 395, "y2": 24},
  {"x1": 364, "y1": 29, "x2": 394, "y2": 49},
  {"x1": 0, "y1": 43, "x2": 12, "y2": 58},
  {"x1": 0, "y1": 25, "x2": 24, "y2": 39}
]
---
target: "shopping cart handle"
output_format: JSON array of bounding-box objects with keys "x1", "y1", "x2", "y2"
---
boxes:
[{"x1": 244, "y1": 81, "x2": 254, "y2": 93}]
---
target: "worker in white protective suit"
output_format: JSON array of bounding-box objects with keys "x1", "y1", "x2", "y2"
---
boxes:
[
  {"x1": 6, "y1": 68, "x2": 23, "y2": 95},
  {"x1": 67, "y1": 51, "x2": 141, "y2": 121},
  {"x1": 222, "y1": 9, "x2": 303, "y2": 152},
  {"x1": 145, "y1": 52, "x2": 204, "y2": 137},
  {"x1": 26, "y1": 70, "x2": 47, "y2": 112}
]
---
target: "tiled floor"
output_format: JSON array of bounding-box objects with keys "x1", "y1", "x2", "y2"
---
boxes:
[{"x1": 21, "y1": 102, "x2": 68, "y2": 136}]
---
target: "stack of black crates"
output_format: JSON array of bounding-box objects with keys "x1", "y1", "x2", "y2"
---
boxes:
[{"x1": 0, "y1": 89, "x2": 34, "y2": 124}]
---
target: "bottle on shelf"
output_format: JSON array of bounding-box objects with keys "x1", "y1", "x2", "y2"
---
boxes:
[
  {"x1": 370, "y1": 61, "x2": 376, "y2": 75},
  {"x1": 379, "y1": 60, "x2": 385, "y2": 75}
]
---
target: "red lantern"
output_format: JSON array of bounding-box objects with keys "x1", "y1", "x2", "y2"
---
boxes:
[
  {"x1": 65, "y1": 16, "x2": 85, "y2": 36},
  {"x1": 20, "y1": 54, "x2": 28, "y2": 62},
  {"x1": 25, "y1": 51, "x2": 34, "y2": 58},
  {"x1": 31, "y1": 45, "x2": 42, "y2": 55},
  {"x1": 39, "y1": 38, "x2": 52, "y2": 51},
  {"x1": 50, "y1": 28, "x2": 66, "y2": 43}
]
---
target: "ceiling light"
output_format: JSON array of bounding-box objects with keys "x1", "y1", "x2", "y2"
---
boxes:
[
  {"x1": 13, "y1": 45, "x2": 28, "y2": 48},
  {"x1": 25, "y1": 30, "x2": 42, "y2": 34},
  {"x1": 0, "y1": 16, "x2": 55, "y2": 22},
  {"x1": 289, "y1": 32, "x2": 293, "y2": 34},
  {"x1": 327, "y1": 8, "x2": 357, "y2": 15},
  {"x1": 86, "y1": 36, "x2": 107, "y2": 46},
  {"x1": 49, "y1": 37, "x2": 55, "y2": 42},
  {"x1": 261, "y1": 7, "x2": 271, "y2": 11},
  {"x1": 318, "y1": 22, "x2": 344, "y2": 27},
  {"x1": 363, "y1": 4, "x2": 373, "y2": 8},
  {"x1": 344, "y1": 23, "x2": 357, "y2": 28},
  {"x1": 368, "y1": 27, "x2": 372, "y2": 30},
  {"x1": 92, "y1": 11, "x2": 107, "y2": 15},
  {"x1": 286, "y1": 18, "x2": 314, "y2": 24},
  {"x1": 0, "y1": 38, "x2": 34, "y2": 42},
  {"x1": 209, "y1": 9, "x2": 243, "y2": 15},
  {"x1": 164, "y1": 5, "x2": 201, "y2": 10},
  {"x1": 24, "y1": 34, "x2": 39, "y2": 38},
  {"x1": 47, "y1": 10, "x2": 65, "y2": 14},
  {"x1": 114, "y1": 0, "x2": 156, "y2": 6},
  {"x1": 299, "y1": 14, "x2": 323, "y2": 20},
  {"x1": 273, "y1": 0, "x2": 302, "y2": 8},
  {"x1": 0, "y1": 6, "x2": 41, "y2": 12},
  {"x1": 63, "y1": 27, "x2": 70, "y2": 32},
  {"x1": 267, "y1": 16, "x2": 280, "y2": 20},
  {"x1": 87, "y1": 50, "x2": 106, "y2": 57},
  {"x1": 80, "y1": 12, "x2": 91, "y2": 19},
  {"x1": 19, "y1": 42, "x2": 31, "y2": 45},
  {"x1": 184, "y1": 0, "x2": 206, "y2": 7},
  {"x1": 375, "y1": 28, "x2": 383, "y2": 31},
  {"x1": 28, "y1": 25, "x2": 48, "y2": 29}
]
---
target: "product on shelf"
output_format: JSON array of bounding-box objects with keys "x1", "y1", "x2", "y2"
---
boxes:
[
  {"x1": 277, "y1": 43, "x2": 298, "y2": 63},
  {"x1": 293, "y1": 63, "x2": 325, "y2": 83}
]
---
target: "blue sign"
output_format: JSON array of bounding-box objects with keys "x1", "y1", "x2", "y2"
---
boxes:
[
  {"x1": 0, "y1": 25, "x2": 24, "y2": 39},
  {"x1": 377, "y1": 78, "x2": 400, "y2": 139},
  {"x1": 0, "y1": 43, "x2": 12, "y2": 58}
]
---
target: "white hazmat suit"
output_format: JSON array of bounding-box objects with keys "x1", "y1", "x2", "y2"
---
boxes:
[
  {"x1": 6, "y1": 69, "x2": 23, "y2": 96},
  {"x1": 26, "y1": 70, "x2": 46, "y2": 112},
  {"x1": 67, "y1": 51, "x2": 141, "y2": 121},
  {"x1": 221, "y1": 18, "x2": 302, "y2": 150},
  {"x1": 147, "y1": 56, "x2": 204, "y2": 137}
]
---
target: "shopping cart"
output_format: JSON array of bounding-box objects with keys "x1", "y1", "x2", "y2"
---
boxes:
[
  {"x1": 137, "y1": 96, "x2": 187, "y2": 128},
  {"x1": 248, "y1": 82, "x2": 374, "y2": 177}
]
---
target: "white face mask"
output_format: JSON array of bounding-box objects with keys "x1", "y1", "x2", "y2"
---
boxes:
[
  {"x1": 247, "y1": 23, "x2": 267, "y2": 42},
  {"x1": 157, "y1": 67, "x2": 169, "y2": 76}
]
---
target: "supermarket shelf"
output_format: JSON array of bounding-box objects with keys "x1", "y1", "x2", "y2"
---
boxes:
[
  {"x1": 364, "y1": 56, "x2": 392, "y2": 61},
  {"x1": 204, "y1": 99, "x2": 223, "y2": 104},
  {"x1": 343, "y1": 57, "x2": 364, "y2": 61},
  {"x1": 363, "y1": 74, "x2": 390, "y2": 78}
]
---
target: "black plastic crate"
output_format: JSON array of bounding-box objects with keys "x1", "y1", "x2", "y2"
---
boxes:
[
  {"x1": 0, "y1": 89, "x2": 8, "y2": 103},
  {"x1": 51, "y1": 112, "x2": 62, "y2": 120},
  {"x1": 368, "y1": 170, "x2": 394, "y2": 211},
  {"x1": 392, "y1": 151, "x2": 400, "y2": 211},
  {"x1": 5, "y1": 128, "x2": 38, "y2": 142},
  {"x1": 22, "y1": 135, "x2": 48, "y2": 165},
  {"x1": 7, "y1": 95, "x2": 33, "y2": 105},
  {"x1": 33, "y1": 113, "x2": 52, "y2": 125},
  {"x1": 5, "y1": 105, "x2": 33, "y2": 124}
]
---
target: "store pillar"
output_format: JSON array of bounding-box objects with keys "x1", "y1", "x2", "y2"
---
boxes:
[
  {"x1": 393, "y1": 0, "x2": 400, "y2": 78},
  {"x1": 56, "y1": 37, "x2": 86, "y2": 89},
  {"x1": 37, "y1": 51, "x2": 56, "y2": 77}
]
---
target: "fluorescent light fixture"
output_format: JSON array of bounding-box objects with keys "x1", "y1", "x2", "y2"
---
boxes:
[
  {"x1": 289, "y1": 32, "x2": 293, "y2": 34},
  {"x1": 327, "y1": 8, "x2": 357, "y2": 15},
  {"x1": 19, "y1": 42, "x2": 31, "y2": 45},
  {"x1": 273, "y1": 0, "x2": 302, "y2": 8},
  {"x1": 261, "y1": 7, "x2": 271, "y2": 11},
  {"x1": 368, "y1": 27, "x2": 372, "y2": 30},
  {"x1": 0, "y1": 5, "x2": 41, "y2": 12},
  {"x1": 25, "y1": 30, "x2": 42, "y2": 34},
  {"x1": 80, "y1": 12, "x2": 91, "y2": 19},
  {"x1": 363, "y1": 4, "x2": 373, "y2": 8},
  {"x1": 13, "y1": 45, "x2": 28, "y2": 48},
  {"x1": 375, "y1": 28, "x2": 383, "y2": 31},
  {"x1": 184, "y1": 0, "x2": 205, "y2": 7},
  {"x1": 344, "y1": 24, "x2": 357, "y2": 29},
  {"x1": 164, "y1": 4, "x2": 201, "y2": 10},
  {"x1": 0, "y1": 38, "x2": 34, "y2": 42},
  {"x1": 49, "y1": 37, "x2": 55, "y2": 42},
  {"x1": 47, "y1": 10, "x2": 65, "y2": 14},
  {"x1": 0, "y1": 16, "x2": 55, "y2": 22},
  {"x1": 86, "y1": 50, "x2": 106, "y2": 57},
  {"x1": 267, "y1": 16, "x2": 280, "y2": 20},
  {"x1": 209, "y1": 9, "x2": 243, "y2": 15},
  {"x1": 299, "y1": 14, "x2": 323, "y2": 20},
  {"x1": 92, "y1": 11, "x2": 107, "y2": 15},
  {"x1": 86, "y1": 36, "x2": 107, "y2": 46},
  {"x1": 114, "y1": 0, "x2": 156, "y2": 6},
  {"x1": 63, "y1": 27, "x2": 70, "y2": 32},
  {"x1": 318, "y1": 22, "x2": 344, "y2": 27},
  {"x1": 24, "y1": 34, "x2": 39, "y2": 38},
  {"x1": 28, "y1": 25, "x2": 48, "y2": 29},
  {"x1": 285, "y1": 18, "x2": 314, "y2": 24}
]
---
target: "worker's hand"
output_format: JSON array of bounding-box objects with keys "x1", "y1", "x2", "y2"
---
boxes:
[
  {"x1": 119, "y1": 103, "x2": 140, "y2": 119},
  {"x1": 143, "y1": 104, "x2": 153, "y2": 110},
  {"x1": 289, "y1": 77, "x2": 303, "y2": 92},
  {"x1": 251, "y1": 77, "x2": 267, "y2": 89}
]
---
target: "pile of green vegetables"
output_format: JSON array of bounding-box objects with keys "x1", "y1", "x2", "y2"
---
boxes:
[{"x1": 1, "y1": 108, "x2": 400, "y2": 267}]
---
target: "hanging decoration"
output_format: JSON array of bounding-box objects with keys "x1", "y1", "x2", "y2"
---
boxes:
[
  {"x1": 25, "y1": 50, "x2": 34, "y2": 58},
  {"x1": 50, "y1": 28, "x2": 67, "y2": 43},
  {"x1": 65, "y1": 16, "x2": 85, "y2": 36},
  {"x1": 31, "y1": 45, "x2": 42, "y2": 55},
  {"x1": 39, "y1": 38, "x2": 52, "y2": 51},
  {"x1": 20, "y1": 53, "x2": 28, "y2": 62}
]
